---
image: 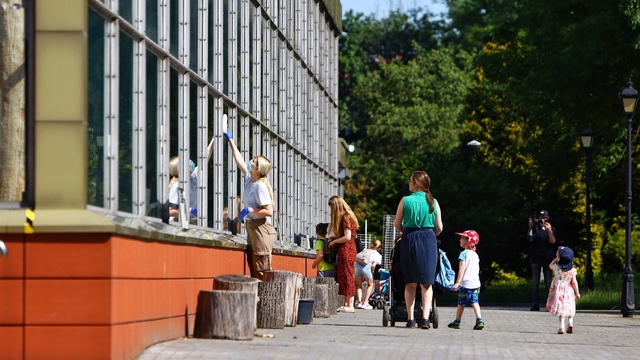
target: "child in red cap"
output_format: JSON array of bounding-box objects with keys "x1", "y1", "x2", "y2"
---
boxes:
[{"x1": 448, "y1": 230, "x2": 484, "y2": 330}]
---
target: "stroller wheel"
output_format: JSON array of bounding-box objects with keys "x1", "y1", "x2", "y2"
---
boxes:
[
  {"x1": 430, "y1": 307, "x2": 439, "y2": 329},
  {"x1": 382, "y1": 304, "x2": 390, "y2": 327}
]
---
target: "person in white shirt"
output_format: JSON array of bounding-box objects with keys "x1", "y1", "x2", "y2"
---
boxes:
[
  {"x1": 448, "y1": 230, "x2": 484, "y2": 330},
  {"x1": 168, "y1": 137, "x2": 215, "y2": 223},
  {"x1": 354, "y1": 239, "x2": 383, "y2": 309}
]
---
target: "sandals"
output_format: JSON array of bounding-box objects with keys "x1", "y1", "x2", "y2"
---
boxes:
[
  {"x1": 337, "y1": 306, "x2": 355, "y2": 313},
  {"x1": 566, "y1": 325, "x2": 573, "y2": 334}
]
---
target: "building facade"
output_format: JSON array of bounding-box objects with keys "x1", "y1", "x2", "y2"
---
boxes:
[{"x1": 0, "y1": 0, "x2": 342, "y2": 358}]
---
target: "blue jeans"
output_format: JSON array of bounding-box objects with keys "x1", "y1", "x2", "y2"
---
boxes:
[{"x1": 531, "y1": 262, "x2": 552, "y2": 303}]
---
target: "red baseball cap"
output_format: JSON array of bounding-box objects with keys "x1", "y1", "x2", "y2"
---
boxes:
[{"x1": 455, "y1": 230, "x2": 479, "y2": 251}]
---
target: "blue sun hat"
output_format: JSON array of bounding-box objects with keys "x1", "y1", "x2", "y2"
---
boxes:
[{"x1": 557, "y1": 246, "x2": 574, "y2": 271}]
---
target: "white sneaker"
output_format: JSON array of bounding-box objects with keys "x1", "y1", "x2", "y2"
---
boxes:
[
  {"x1": 361, "y1": 303, "x2": 373, "y2": 310},
  {"x1": 354, "y1": 303, "x2": 363, "y2": 309}
]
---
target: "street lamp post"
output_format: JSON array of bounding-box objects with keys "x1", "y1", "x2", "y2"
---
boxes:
[
  {"x1": 619, "y1": 79, "x2": 639, "y2": 318},
  {"x1": 579, "y1": 125, "x2": 594, "y2": 291}
]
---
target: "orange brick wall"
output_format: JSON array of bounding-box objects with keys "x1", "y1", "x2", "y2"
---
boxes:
[{"x1": 0, "y1": 233, "x2": 314, "y2": 360}]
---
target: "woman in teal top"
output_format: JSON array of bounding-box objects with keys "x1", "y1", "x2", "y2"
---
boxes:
[{"x1": 394, "y1": 171, "x2": 443, "y2": 329}]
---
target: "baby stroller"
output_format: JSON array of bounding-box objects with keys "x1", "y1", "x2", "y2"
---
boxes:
[
  {"x1": 368, "y1": 267, "x2": 389, "y2": 309},
  {"x1": 382, "y1": 238, "x2": 438, "y2": 328}
]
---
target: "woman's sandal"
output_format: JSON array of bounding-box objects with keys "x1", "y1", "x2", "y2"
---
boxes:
[{"x1": 337, "y1": 306, "x2": 355, "y2": 313}]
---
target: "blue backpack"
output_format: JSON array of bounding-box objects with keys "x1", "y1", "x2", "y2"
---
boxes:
[{"x1": 434, "y1": 249, "x2": 455, "y2": 294}]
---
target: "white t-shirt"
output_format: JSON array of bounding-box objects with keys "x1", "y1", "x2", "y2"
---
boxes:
[
  {"x1": 356, "y1": 248, "x2": 382, "y2": 266},
  {"x1": 458, "y1": 249, "x2": 481, "y2": 289},
  {"x1": 168, "y1": 170, "x2": 198, "y2": 221},
  {"x1": 243, "y1": 176, "x2": 272, "y2": 224}
]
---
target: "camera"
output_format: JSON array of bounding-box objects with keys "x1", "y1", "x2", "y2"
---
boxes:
[{"x1": 531, "y1": 214, "x2": 541, "y2": 231}]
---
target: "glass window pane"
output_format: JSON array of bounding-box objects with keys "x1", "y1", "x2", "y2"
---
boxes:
[
  {"x1": 168, "y1": 66, "x2": 179, "y2": 193},
  {"x1": 190, "y1": 0, "x2": 198, "y2": 71},
  {"x1": 120, "y1": 1, "x2": 133, "y2": 25},
  {"x1": 146, "y1": 51, "x2": 160, "y2": 219},
  {"x1": 118, "y1": 33, "x2": 134, "y2": 213},
  {"x1": 87, "y1": 9, "x2": 105, "y2": 207},
  {"x1": 170, "y1": 0, "x2": 179, "y2": 59},
  {"x1": 146, "y1": 0, "x2": 159, "y2": 44}
]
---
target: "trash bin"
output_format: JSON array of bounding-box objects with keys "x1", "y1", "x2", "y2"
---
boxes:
[{"x1": 297, "y1": 298, "x2": 315, "y2": 324}]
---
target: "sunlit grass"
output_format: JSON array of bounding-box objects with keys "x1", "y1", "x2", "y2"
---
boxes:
[{"x1": 448, "y1": 272, "x2": 640, "y2": 310}]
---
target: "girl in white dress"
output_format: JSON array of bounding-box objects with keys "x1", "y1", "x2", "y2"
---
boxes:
[{"x1": 546, "y1": 246, "x2": 581, "y2": 334}]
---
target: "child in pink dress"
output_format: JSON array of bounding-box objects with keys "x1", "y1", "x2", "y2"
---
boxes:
[{"x1": 546, "y1": 246, "x2": 581, "y2": 334}]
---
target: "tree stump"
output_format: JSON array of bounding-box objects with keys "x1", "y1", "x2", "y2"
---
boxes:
[
  {"x1": 316, "y1": 277, "x2": 339, "y2": 314},
  {"x1": 257, "y1": 281, "x2": 285, "y2": 329},
  {"x1": 301, "y1": 277, "x2": 316, "y2": 299},
  {"x1": 262, "y1": 270, "x2": 302, "y2": 326},
  {"x1": 313, "y1": 284, "x2": 330, "y2": 318},
  {"x1": 193, "y1": 290, "x2": 255, "y2": 340},
  {"x1": 213, "y1": 274, "x2": 260, "y2": 330}
]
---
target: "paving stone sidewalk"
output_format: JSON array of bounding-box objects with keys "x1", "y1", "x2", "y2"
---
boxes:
[{"x1": 137, "y1": 305, "x2": 640, "y2": 360}]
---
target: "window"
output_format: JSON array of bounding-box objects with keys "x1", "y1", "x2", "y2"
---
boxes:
[{"x1": 86, "y1": 0, "x2": 340, "y2": 243}]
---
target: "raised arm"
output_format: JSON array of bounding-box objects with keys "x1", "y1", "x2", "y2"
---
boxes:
[
  {"x1": 224, "y1": 129, "x2": 248, "y2": 176},
  {"x1": 206, "y1": 136, "x2": 214, "y2": 162}
]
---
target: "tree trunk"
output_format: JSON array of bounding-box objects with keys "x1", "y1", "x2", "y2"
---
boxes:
[
  {"x1": 0, "y1": 2, "x2": 25, "y2": 202},
  {"x1": 316, "y1": 277, "x2": 339, "y2": 314},
  {"x1": 313, "y1": 283, "x2": 330, "y2": 318},
  {"x1": 301, "y1": 276, "x2": 316, "y2": 299},
  {"x1": 256, "y1": 281, "x2": 285, "y2": 329},
  {"x1": 193, "y1": 290, "x2": 255, "y2": 340},
  {"x1": 262, "y1": 270, "x2": 302, "y2": 326},
  {"x1": 213, "y1": 274, "x2": 260, "y2": 330}
]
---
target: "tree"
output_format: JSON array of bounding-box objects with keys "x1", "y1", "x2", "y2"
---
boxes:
[{"x1": 344, "y1": 47, "x2": 473, "y2": 232}]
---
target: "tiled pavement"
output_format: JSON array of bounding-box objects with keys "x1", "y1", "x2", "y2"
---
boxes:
[{"x1": 137, "y1": 304, "x2": 640, "y2": 359}]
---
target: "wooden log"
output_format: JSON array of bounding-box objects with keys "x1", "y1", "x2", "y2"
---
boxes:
[
  {"x1": 316, "y1": 277, "x2": 339, "y2": 314},
  {"x1": 193, "y1": 290, "x2": 255, "y2": 340},
  {"x1": 301, "y1": 277, "x2": 316, "y2": 299},
  {"x1": 213, "y1": 274, "x2": 260, "y2": 329},
  {"x1": 313, "y1": 284, "x2": 330, "y2": 318},
  {"x1": 262, "y1": 270, "x2": 302, "y2": 326},
  {"x1": 257, "y1": 281, "x2": 286, "y2": 329}
]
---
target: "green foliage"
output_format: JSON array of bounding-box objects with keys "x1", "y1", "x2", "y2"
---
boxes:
[
  {"x1": 344, "y1": 47, "x2": 473, "y2": 230},
  {"x1": 601, "y1": 223, "x2": 640, "y2": 273},
  {"x1": 340, "y1": 2, "x2": 640, "y2": 284}
]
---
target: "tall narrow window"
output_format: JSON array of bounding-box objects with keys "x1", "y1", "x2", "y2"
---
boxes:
[
  {"x1": 87, "y1": 9, "x2": 106, "y2": 207},
  {"x1": 118, "y1": 33, "x2": 134, "y2": 213}
]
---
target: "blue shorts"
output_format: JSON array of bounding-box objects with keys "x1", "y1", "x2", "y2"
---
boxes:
[
  {"x1": 317, "y1": 269, "x2": 336, "y2": 278},
  {"x1": 355, "y1": 263, "x2": 373, "y2": 279},
  {"x1": 457, "y1": 287, "x2": 480, "y2": 307}
]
